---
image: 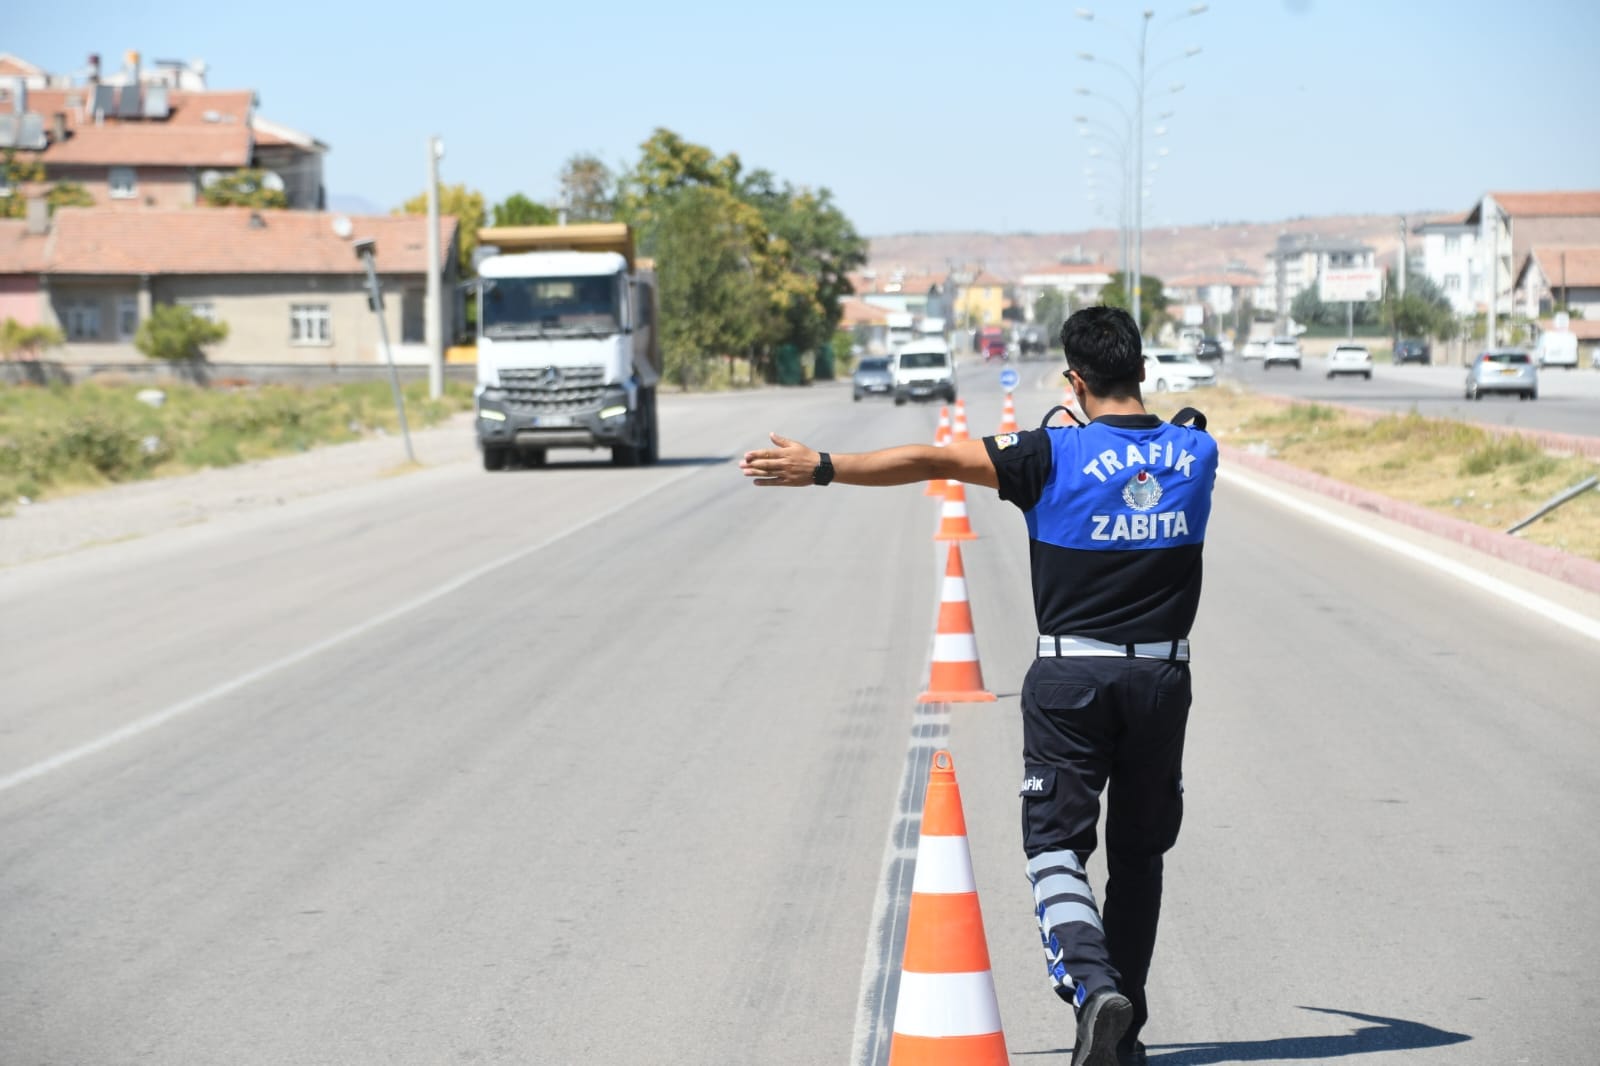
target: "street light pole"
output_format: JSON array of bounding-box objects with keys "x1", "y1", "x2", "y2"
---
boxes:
[
  {"x1": 1132, "y1": 10, "x2": 1152, "y2": 336},
  {"x1": 424, "y1": 136, "x2": 444, "y2": 400}
]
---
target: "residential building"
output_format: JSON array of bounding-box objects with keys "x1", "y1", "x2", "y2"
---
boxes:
[
  {"x1": 0, "y1": 206, "x2": 458, "y2": 364},
  {"x1": 1255, "y1": 234, "x2": 1376, "y2": 316},
  {"x1": 1463, "y1": 191, "x2": 1600, "y2": 317},
  {"x1": 1514, "y1": 247, "x2": 1600, "y2": 321},
  {"x1": 951, "y1": 270, "x2": 1009, "y2": 327},
  {"x1": 1163, "y1": 270, "x2": 1261, "y2": 320},
  {"x1": 0, "y1": 51, "x2": 327, "y2": 210},
  {"x1": 838, "y1": 297, "x2": 890, "y2": 354},
  {"x1": 848, "y1": 270, "x2": 947, "y2": 319},
  {"x1": 1015, "y1": 263, "x2": 1112, "y2": 320},
  {"x1": 1412, "y1": 214, "x2": 1480, "y2": 316}
]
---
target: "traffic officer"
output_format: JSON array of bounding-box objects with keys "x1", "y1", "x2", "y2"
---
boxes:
[{"x1": 741, "y1": 305, "x2": 1218, "y2": 1066}]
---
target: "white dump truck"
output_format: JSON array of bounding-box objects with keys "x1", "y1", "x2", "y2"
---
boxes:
[{"x1": 472, "y1": 223, "x2": 661, "y2": 469}]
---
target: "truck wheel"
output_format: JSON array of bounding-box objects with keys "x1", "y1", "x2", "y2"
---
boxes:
[
  {"x1": 894, "y1": 394, "x2": 907, "y2": 406},
  {"x1": 483, "y1": 447, "x2": 508, "y2": 472},
  {"x1": 520, "y1": 448, "x2": 547, "y2": 467},
  {"x1": 641, "y1": 388, "x2": 660, "y2": 465}
]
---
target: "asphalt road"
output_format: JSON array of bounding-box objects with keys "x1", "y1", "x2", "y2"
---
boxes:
[
  {"x1": 3, "y1": 365, "x2": 1598, "y2": 1064},
  {"x1": 1220, "y1": 355, "x2": 1600, "y2": 438}
]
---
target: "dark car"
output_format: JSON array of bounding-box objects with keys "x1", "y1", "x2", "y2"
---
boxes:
[
  {"x1": 1394, "y1": 338, "x2": 1431, "y2": 365},
  {"x1": 852, "y1": 357, "x2": 894, "y2": 401},
  {"x1": 1195, "y1": 336, "x2": 1224, "y2": 361}
]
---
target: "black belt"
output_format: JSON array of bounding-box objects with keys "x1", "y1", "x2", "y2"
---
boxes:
[{"x1": 1036, "y1": 636, "x2": 1189, "y2": 662}]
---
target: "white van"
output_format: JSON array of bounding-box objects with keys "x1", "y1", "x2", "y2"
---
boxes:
[
  {"x1": 1534, "y1": 330, "x2": 1578, "y2": 369},
  {"x1": 893, "y1": 339, "x2": 957, "y2": 405}
]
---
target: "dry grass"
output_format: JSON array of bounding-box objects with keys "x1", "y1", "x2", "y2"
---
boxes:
[{"x1": 1146, "y1": 387, "x2": 1600, "y2": 561}]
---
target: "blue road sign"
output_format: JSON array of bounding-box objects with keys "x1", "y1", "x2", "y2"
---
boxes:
[{"x1": 999, "y1": 367, "x2": 1020, "y2": 391}]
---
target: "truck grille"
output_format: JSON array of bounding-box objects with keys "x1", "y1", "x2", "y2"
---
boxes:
[{"x1": 498, "y1": 366, "x2": 606, "y2": 413}]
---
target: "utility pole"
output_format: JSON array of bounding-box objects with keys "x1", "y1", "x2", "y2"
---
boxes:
[
  {"x1": 354, "y1": 239, "x2": 417, "y2": 465},
  {"x1": 1397, "y1": 215, "x2": 1407, "y2": 298},
  {"x1": 425, "y1": 136, "x2": 443, "y2": 400},
  {"x1": 1486, "y1": 203, "x2": 1499, "y2": 350}
]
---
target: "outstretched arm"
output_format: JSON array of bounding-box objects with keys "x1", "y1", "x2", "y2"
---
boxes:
[{"x1": 741, "y1": 433, "x2": 999, "y2": 489}]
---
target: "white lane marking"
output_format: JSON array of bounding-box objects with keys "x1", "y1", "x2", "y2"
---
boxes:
[
  {"x1": 850, "y1": 709, "x2": 950, "y2": 1066},
  {"x1": 0, "y1": 464, "x2": 709, "y2": 795},
  {"x1": 1218, "y1": 467, "x2": 1600, "y2": 643}
]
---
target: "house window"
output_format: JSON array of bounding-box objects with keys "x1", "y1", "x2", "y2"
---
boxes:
[
  {"x1": 65, "y1": 300, "x2": 102, "y2": 340},
  {"x1": 1444, "y1": 274, "x2": 1461, "y2": 292},
  {"x1": 109, "y1": 167, "x2": 138, "y2": 199},
  {"x1": 1444, "y1": 235, "x2": 1460, "y2": 254},
  {"x1": 117, "y1": 296, "x2": 139, "y2": 340},
  {"x1": 290, "y1": 303, "x2": 331, "y2": 345},
  {"x1": 181, "y1": 301, "x2": 217, "y2": 322}
]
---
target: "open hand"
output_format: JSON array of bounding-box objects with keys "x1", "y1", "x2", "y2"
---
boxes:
[{"x1": 740, "y1": 433, "x2": 820, "y2": 487}]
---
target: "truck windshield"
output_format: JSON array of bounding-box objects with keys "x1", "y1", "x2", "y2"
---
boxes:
[
  {"x1": 900, "y1": 352, "x2": 948, "y2": 369},
  {"x1": 482, "y1": 275, "x2": 621, "y2": 338}
]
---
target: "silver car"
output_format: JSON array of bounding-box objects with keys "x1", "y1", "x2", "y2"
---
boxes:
[
  {"x1": 1465, "y1": 349, "x2": 1538, "y2": 401},
  {"x1": 852, "y1": 357, "x2": 894, "y2": 401}
]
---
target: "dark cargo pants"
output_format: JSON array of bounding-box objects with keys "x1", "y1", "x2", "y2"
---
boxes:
[{"x1": 1019, "y1": 652, "x2": 1191, "y2": 1045}]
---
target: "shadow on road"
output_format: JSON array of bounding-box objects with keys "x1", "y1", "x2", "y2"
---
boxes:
[{"x1": 1016, "y1": 1007, "x2": 1470, "y2": 1062}]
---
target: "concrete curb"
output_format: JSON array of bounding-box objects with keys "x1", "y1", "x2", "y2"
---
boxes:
[{"x1": 1222, "y1": 444, "x2": 1600, "y2": 596}]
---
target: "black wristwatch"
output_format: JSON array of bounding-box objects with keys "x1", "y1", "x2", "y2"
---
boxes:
[{"x1": 812, "y1": 451, "x2": 835, "y2": 486}]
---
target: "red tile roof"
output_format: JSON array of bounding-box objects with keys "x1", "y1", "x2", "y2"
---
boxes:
[
  {"x1": 1489, "y1": 191, "x2": 1600, "y2": 218},
  {"x1": 838, "y1": 298, "x2": 890, "y2": 326},
  {"x1": 1, "y1": 207, "x2": 456, "y2": 276},
  {"x1": 21, "y1": 88, "x2": 256, "y2": 168},
  {"x1": 1522, "y1": 247, "x2": 1600, "y2": 289},
  {"x1": 0, "y1": 220, "x2": 52, "y2": 273},
  {"x1": 965, "y1": 270, "x2": 1009, "y2": 288}
]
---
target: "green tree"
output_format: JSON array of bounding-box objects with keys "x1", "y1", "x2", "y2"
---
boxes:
[
  {"x1": 134, "y1": 305, "x2": 229, "y2": 362},
  {"x1": 0, "y1": 317, "x2": 65, "y2": 360},
  {"x1": 652, "y1": 186, "x2": 763, "y2": 388},
  {"x1": 1, "y1": 151, "x2": 45, "y2": 219},
  {"x1": 1033, "y1": 289, "x2": 1069, "y2": 349},
  {"x1": 1099, "y1": 272, "x2": 1170, "y2": 334},
  {"x1": 45, "y1": 183, "x2": 93, "y2": 213},
  {"x1": 491, "y1": 192, "x2": 557, "y2": 227},
  {"x1": 399, "y1": 184, "x2": 485, "y2": 276},
  {"x1": 200, "y1": 169, "x2": 289, "y2": 209},
  {"x1": 740, "y1": 169, "x2": 867, "y2": 358},
  {"x1": 558, "y1": 153, "x2": 616, "y2": 221}
]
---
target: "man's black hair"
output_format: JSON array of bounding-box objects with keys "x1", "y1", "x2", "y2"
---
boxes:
[{"x1": 1060, "y1": 305, "x2": 1143, "y2": 399}]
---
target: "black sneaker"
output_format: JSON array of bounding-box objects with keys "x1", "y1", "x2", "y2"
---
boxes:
[
  {"x1": 1073, "y1": 989, "x2": 1133, "y2": 1066},
  {"x1": 1118, "y1": 1040, "x2": 1148, "y2": 1066}
]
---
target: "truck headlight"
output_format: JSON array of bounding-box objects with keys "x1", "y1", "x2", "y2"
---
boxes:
[
  {"x1": 479, "y1": 409, "x2": 507, "y2": 422},
  {"x1": 599, "y1": 405, "x2": 627, "y2": 421}
]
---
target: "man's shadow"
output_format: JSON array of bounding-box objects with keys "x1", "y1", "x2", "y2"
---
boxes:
[{"x1": 1019, "y1": 1007, "x2": 1470, "y2": 1062}]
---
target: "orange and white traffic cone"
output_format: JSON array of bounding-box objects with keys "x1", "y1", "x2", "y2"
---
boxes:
[
  {"x1": 997, "y1": 393, "x2": 1018, "y2": 435},
  {"x1": 888, "y1": 749, "x2": 1007, "y2": 1065},
  {"x1": 933, "y1": 478, "x2": 978, "y2": 543},
  {"x1": 918, "y1": 544, "x2": 994, "y2": 703},
  {"x1": 926, "y1": 406, "x2": 952, "y2": 497},
  {"x1": 952, "y1": 401, "x2": 970, "y2": 443}
]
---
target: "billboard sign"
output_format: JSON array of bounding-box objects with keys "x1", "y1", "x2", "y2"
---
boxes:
[{"x1": 1320, "y1": 267, "x2": 1385, "y2": 303}]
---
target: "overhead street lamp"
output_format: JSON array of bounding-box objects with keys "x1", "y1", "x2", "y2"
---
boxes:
[{"x1": 1075, "y1": 4, "x2": 1207, "y2": 334}]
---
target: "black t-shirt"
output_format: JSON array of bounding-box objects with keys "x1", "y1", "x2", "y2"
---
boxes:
[{"x1": 983, "y1": 414, "x2": 1219, "y2": 643}]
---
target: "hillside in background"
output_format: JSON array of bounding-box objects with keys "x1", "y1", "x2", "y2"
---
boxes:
[{"x1": 866, "y1": 211, "x2": 1439, "y2": 282}]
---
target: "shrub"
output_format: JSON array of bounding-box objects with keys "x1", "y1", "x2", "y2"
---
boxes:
[{"x1": 135, "y1": 305, "x2": 229, "y2": 362}]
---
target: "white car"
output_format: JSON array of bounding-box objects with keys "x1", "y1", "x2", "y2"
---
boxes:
[
  {"x1": 1263, "y1": 337, "x2": 1302, "y2": 370},
  {"x1": 1240, "y1": 339, "x2": 1269, "y2": 361},
  {"x1": 1144, "y1": 348, "x2": 1216, "y2": 393},
  {"x1": 1326, "y1": 344, "x2": 1373, "y2": 380}
]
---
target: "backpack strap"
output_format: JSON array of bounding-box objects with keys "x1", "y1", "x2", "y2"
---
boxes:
[
  {"x1": 1169, "y1": 406, "x2": 1208, "y2": 431},
  {"x1": 1040, "y1": 404, "x2": 1087, "y2": 428}
]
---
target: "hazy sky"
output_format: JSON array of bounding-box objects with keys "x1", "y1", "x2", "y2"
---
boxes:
[{"x1": 10, "y1": 1, "x2": 1598, "y2": 234}]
